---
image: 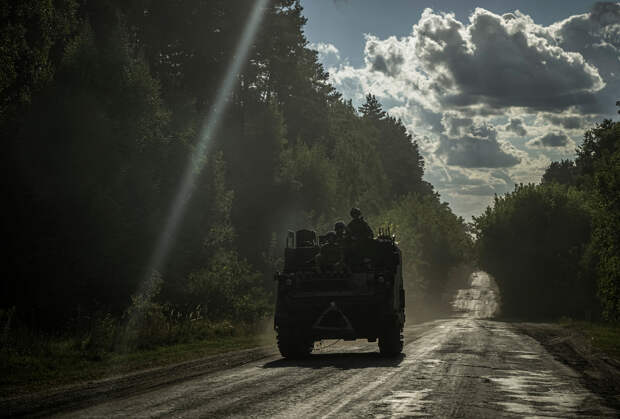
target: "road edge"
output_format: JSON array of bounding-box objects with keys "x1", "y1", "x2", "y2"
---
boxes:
[
  {"x1": 0, "y1": 345, "x2": 277, "y2": 417},
  {"x1": 515, "y1": 322, "x2": 620, "y2": 412}
]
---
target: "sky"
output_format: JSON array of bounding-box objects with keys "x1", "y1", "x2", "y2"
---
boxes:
[{"x1": 299, "y1": 0, "x2": 620, "y2": 220}]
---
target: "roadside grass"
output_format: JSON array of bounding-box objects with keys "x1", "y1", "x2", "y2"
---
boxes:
[
  {"x1": 559, "y1": 319, "x2": 620, "y2": 360},
  {"x1": 0, "y1": 323, "x2": 274, "y2": 398}
]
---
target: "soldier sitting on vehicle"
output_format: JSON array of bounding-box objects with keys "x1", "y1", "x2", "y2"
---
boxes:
[
  {"x1": 334, "y1": 220, "x2": 353, "y2": 269},
  {"x1": 347, "y1": 207, "x2": 373, "y2": 240},
  {"x1": 334, "y1": 221, "x2": 348, "y2": 245},
  {"x1": 315, "y1": 231, "x2": 349, "y2": 274},
  {"x1": 346, "y1": 208, "x2": 375, "y2": 271}
]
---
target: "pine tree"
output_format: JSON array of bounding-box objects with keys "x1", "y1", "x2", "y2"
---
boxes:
[{"x1": 359, "y1": 94, "x2": 386, "y2": 120}]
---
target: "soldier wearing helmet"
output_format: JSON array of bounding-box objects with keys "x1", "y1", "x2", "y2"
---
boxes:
[
  {"x1": 334, "y1": 221, "x2": 348, "y2": 245},
  {"x1": 315, "y1": 231, "x2": 345, "y2": 273},
  {"x1": 347, "y1": 207, "x2": 373, "y2": 240}
]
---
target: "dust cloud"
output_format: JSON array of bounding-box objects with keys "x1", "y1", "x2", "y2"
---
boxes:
[
  {"x1": 248, "y1": 316, "x2": 277, "y2": 348},
  {"x1": 452, "y1": 271, "x2": 501, "y2": 318}
]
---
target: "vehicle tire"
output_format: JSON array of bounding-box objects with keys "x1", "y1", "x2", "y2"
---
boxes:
[
  {"x1": 379, "y1": 321, "x2": 403, "y2": 357},
  {"x1": 277, "y1": 329, "x2": 313, "y2": 359}
]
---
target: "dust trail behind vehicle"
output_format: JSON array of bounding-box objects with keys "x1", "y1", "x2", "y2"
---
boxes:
[{"x1": 452, "y1": 271, "x2": 501, "y2": 318}]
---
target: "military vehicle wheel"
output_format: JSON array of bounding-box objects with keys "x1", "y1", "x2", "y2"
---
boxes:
[
  {"x1": 277, "y1": 329, "x2": 313, "y2": 359},
  {"x1": 379, "y1": 322, "x2": 403, "y2": 357}
]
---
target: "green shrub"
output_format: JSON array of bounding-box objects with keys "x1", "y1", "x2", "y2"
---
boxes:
[
  {"x1": 187, "y1": 250, "x2": 272, "y2": 324},
  {"x1": 373, "y1": 193, "x2": 473, "y2": 307},
  {"x1": 474, "y1": 183, "x2": 594, "y2": 318}
]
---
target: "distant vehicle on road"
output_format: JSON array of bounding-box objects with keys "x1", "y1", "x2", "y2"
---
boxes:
[{"x1": 274, "y1": 228, "x2": 405, "y2": 358}]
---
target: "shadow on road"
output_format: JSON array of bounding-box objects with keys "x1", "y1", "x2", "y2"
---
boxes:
[{"x1": 262, "y1": 352, "x2": 405, "y2": 370}]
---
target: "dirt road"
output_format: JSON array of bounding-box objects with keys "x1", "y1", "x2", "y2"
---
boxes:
[
  {"x1": 49, "y1": 318, "x2": 613, "y2": 418},
  {"x1": 48, "y1": 272, "x2": 616, "y2": 418}
]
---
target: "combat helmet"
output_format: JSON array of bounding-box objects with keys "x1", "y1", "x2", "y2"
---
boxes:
[{"x1": 325, "y1": 231, "x2": 337, "y2": 243}]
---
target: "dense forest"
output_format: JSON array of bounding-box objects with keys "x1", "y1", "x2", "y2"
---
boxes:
[
  {"x1": 475, "y1": 119, "x2": 620, "y2": 322},
  {"x1": 1, "y1": 0, "x2": 472, "y2": 348}
]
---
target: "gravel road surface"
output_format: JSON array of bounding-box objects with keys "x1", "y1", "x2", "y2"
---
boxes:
[{"x1": 50, "y1": 272, "x2": 617, "y2": 418}]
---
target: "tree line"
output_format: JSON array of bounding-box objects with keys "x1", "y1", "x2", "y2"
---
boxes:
[
  {"x1": 2, "y1": 0, "x2": 471, "y2": 337},
  {"x1": 474, "y1": 119, "x2": 619, "y2": 322}
]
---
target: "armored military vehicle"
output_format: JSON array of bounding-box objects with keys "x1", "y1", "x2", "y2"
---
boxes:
[{"x1": 274, "y1": 228, "x2": 405, "y2": 358}]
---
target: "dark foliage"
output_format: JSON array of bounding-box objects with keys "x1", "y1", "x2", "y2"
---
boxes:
[
  {"x1": 474, "y1": 184, "x2": 593, "y2": 318},
  {"x1": 541, "y1": 159, "x2": 578, "y2": 186},
  {"x1": 478, "y1": 119, "x2": 620, "y2": 321},
  {"x1": 2, "y1": 0, "x2": 469, "y2": 331}
]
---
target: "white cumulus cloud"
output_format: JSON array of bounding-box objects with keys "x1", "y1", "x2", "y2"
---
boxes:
[{"x1": 315, "y1": 3, "x2": 620, "y2": 219}]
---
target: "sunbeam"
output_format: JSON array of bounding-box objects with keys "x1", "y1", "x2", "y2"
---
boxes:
[
  {"x1": 141, "y1": 0, "x2": 269, "y2": 293},
  {"x1": 119, "y1": 0, "x2": 270, "y2": 348}
]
